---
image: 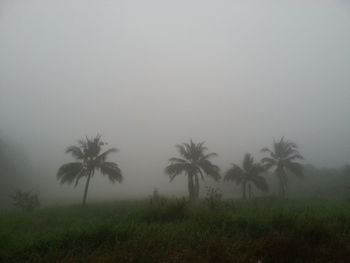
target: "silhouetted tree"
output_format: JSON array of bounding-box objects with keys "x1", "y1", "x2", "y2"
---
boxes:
[
  {"x1": 224, "y1": 153, "x2": 268, "y2": 199},
  {"x1": 261, "y1": 137, "x2": 303, "y2": 198},
  {"x1": 165, "y1": 140, "x2": 220, "y2": 201},
  {"x1": 57, "y1": 135, "x2": 122, "y2": 206}
]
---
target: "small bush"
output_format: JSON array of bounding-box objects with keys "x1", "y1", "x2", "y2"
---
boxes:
[
  {"x1": 149, "y1": 188, "x2": 167, "y2": 206},
  {"x1": 205, "y1": 186, "x2": 222, "y2": 211},
  {"x1": 12, "y1": 190, "x2": 40, "y2": 212}
]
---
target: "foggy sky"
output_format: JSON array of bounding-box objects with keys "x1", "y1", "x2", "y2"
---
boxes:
[{"x1": 1, "y1": 0, "x2": 350, "y2": 202}]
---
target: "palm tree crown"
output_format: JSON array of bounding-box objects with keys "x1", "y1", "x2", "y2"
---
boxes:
[
  {"x1": 57, "y1": 135, "x2": 122, "y2": 206},
  {"x1": 165, "y1": 140, "x2": 220, "y2": 201},
  {"x1": 224, "y1": 153, "x2": 268, "y2": 199},
  {"x1": 261, "y1": 137, "x2": 303, "y2": 197}
]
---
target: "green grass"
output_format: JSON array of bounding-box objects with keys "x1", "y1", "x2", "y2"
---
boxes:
[{"x1": 1, "y1": 198, "x2": 350, "y2": 262}]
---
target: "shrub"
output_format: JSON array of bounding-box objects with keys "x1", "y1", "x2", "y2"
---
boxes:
[
  {"x1": 149, "y1": 188, "x2": 167, "y2": 205},
  {"x1": 12, "y1": 190, "x2": 40, "y2": 212},
  {"x1": 205, "y1": 186, "x2": 222, "y2": 211}
]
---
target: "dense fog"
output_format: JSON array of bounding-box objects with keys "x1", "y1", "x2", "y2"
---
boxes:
[{"x1": 1, "y1": 0, "x2": 350, "y2": 206}]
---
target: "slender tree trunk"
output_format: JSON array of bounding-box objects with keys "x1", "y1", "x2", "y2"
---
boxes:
[
  {"x1": 280, "y1": 180, "x2": 286, "y2": 198},
  {"x1": 82, "y1": 170, "x2": 93, "y2": 206},
  {"x1": 278, "y1": 175, "x2": 282, "y2": 197},
  {"x1": 194, "y1": 174, "x2": 199, "y2": 199},
  {"x1": 242, "y1": 181, "x2": 247, "y2": 200},
  {"x1": 188, "y1": 174, "x2": 195, "y2": 201},
  {"x1": 248, "y1": 183, "x2": 252, "y2": 200},
  {"x1": 277, "y1": 168, "x2": 286, "y2": 198}
]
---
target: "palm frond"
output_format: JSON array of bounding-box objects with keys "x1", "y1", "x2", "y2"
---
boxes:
[
  {"x1": 224, "y1": 164, "x2": 244, "y2": 184},
  {"x1": 57, "y1": 162, "x2": 85, "y2": 185},
  {"x1": 95, "y1": 148, "x2": 118, "y2": 166},
  {"x1": 285, "y1": 140, "x2": 297, "y2": 149},
  {"x1": 264, "y1": 163, "x2": 277, "y2": 172},
  {"x1": 74, "y1": 174, "x2": 83, "y2": 188},
  {"x1": 243, "y1": 153, "x2": 254, "y2": 172},
  {"x1": 100, "y1": 161, "x2": 123, "y2": 183},
  {"x1": 261, "y1": 147, "x2": 277, "y2": 159},
  {"x1": 261, "y1": 157, "x2": 276, "y2": 172},
  {"x1": 86, "y1": 135, "x2": 102, "y2": 158},
  {"x1": 65, "y1": 146, "x2": 85, "y2": 160},
  {"x1": 169, "y1": 157, "x2": 188, "y2": 163},
  {"x1": 77, "y1": 139, "x2": 87, "y2": 150},
  {"x1": 285, "y1": 162, "x2": 304, "y2": 178},
  {"x1": 187, "y1": 140, "x2": 208, "y2": 162},
  {"x1": 199, "y1": 160, "x2": 220, "y2": 181},
  {"x1": 200, "y1": 152, "x2": 218, "y2": 161},
  {"x1": 286, "y1": 153, "x2": 304, "y2": 161},
  {"x1": 176, "y1": 144, "x2": 190, "y2": 160},
  {"x1": 196, "y1": 141, "x2": 208, "y2": 154},
  {"x1": 197, "y1": 168, "x2": 205, "y2": 181},
  {"x1": 252, "y1": 175, "x2": 269, "y2": 192},
  {"x1": 274, "y1": 137, "x2": 285, "y2": 157},
  {"x1": 165, "y1": 163, "x2": 191, "y2": 182},
  {"x1": 261, "y1": 147, "x2": 272, "y2": 153},
  {"x1": 261, "y1": 157, "x2": 276, "y2": 164},
  {"x1": 251, "y1": 163, "x2": 265, "y2": 175},
  {"x1": 283, "y1": 148, "x2": 298, "y2": 158}
]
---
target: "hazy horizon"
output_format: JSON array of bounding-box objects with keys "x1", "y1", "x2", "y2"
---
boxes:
[{"x1": 1, "y1": 0, "x2": 350, "y2": 204}]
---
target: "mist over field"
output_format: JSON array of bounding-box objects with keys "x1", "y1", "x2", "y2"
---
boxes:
[{"x1": 1, "y1": 0, "x2": 350, "y2": 206}]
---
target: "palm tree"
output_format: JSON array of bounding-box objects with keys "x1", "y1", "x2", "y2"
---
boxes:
[
  {"x1": 165, "y1": 140, "x2": 220, "y2": 201},
  {"x1": 224, "y1": 153, "x2": 268, "y2": 199},
  {"x1": 261, "y1": 137, "x2": 303, "y2": 198},
  {"x1": 57, "y1": 135, "x2": 123, "y2": 206}
]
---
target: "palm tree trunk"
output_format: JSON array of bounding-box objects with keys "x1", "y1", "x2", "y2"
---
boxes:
[
  {"x1": 194, "y1": 174, "x2": 199, "y2": 199},
  {"x1": 278, "y1": 177, "x2": 282, "y2": 197},
  {"x1": 82, "y1": 170, "x2": 93, "y2": 206},
  {"x1": 280, "y1": 180, "x2": 286, "y2": 198},
  {"x1": 248, "y1": 183, "x2": 252, "y2": 200},
  {"x1": 188, "y1": 174, "x2": 195, "y2": 201},
  {"x1": 277, "y1": 168, "x2": 286, "y2": 198},
  {"x1": 242, "y1": 181, "x2": 247, "y2": 200}
]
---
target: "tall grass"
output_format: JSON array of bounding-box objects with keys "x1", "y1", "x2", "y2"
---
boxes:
[{"x1": 1, "y1": 198, "x2": 350, "y2": 262}]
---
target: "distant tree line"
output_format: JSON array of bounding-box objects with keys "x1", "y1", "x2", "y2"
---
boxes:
[
  {"x1": 166, "y1": 137, "x2": 304, "y2": 201},
  {"x1": 2, "y1": 134, "x2": 348, "y2": 209},
  {"x1": 57, "y1": 135, "x2": 307, "y2": 205}
]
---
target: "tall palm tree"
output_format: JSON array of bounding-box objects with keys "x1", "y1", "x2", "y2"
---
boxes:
[
  {"x1": 57, "y1": 135, "x2": 123, "y2": 206},
  {"x1": 261, "y1": 137, "x2": 303, "y2": 198},
  {"x1": 165, "y1": 140, "x2": 220, "y2": 201},
  {"x1": 224, "y1": 153, "x2": 268, "y2": 199}
]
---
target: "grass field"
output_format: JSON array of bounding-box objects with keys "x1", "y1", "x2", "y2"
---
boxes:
[{"x1": 1, "y1": 198, "x2": 350, "y2": 263}]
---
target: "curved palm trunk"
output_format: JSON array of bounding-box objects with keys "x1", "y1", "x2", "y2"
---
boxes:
[
  {"x1": 82, "y1": 170, "x2": 93, "y2": 206},
  {"x1": 188, "y1": 174, "x2": 195, "y2": 201}
]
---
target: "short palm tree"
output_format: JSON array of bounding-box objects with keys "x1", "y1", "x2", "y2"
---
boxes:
[
  {"x1": 224, "y1": 153, "x2": 268, "y2": 199},
  {"x1": 261, "y1": 137, "x2": 303, "y2": 197},
  {"x1": 57, "y1": 135, "x2": 123, "y2": 206},
  {"x1": 165, "y1": 140, "x2": 220, "y2": 201}
]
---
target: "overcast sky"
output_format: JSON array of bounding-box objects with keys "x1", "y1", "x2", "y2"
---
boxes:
[{"x1": 1, "y1": 0, "x2": 350, "y2": 201}]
